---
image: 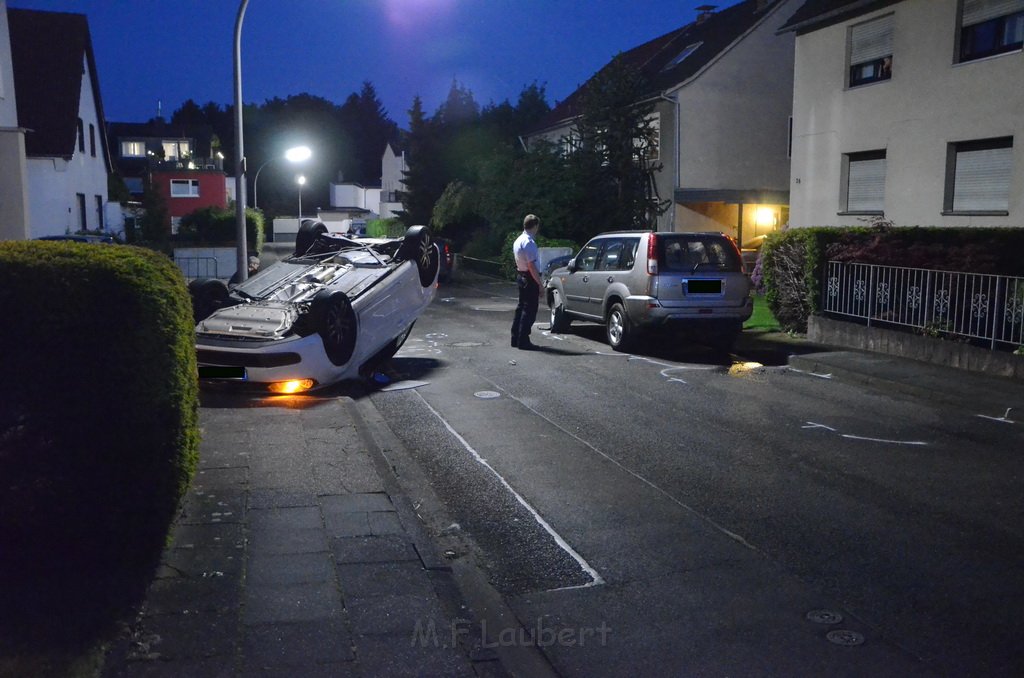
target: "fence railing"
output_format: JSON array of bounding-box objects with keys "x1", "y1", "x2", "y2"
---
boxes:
[
  {"x1": 823, "y1": 261, "x2": 1024, "y2": 350},
  {"x1": 175, "y1": 256, "x2": 219, "y2": 280}
]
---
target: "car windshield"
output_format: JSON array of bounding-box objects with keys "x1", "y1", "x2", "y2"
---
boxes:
[{"x1": 659, "y1": 236, "x2": 741, "y2": 273}]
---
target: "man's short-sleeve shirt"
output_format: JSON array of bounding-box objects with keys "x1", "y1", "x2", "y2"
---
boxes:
[{"x1": 513, "y1": 231, "x2": 539, "y2": 273}]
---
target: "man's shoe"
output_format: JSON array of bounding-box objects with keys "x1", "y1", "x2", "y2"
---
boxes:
[
  {"x1": 511, "y1": 337, "x2": 518, "y2": 348},
  {"x1": 518, "y1": 340, "x2": 536, "y2": 351}
]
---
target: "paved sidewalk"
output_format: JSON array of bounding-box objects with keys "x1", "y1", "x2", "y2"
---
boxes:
[{"x1": 102, "y1": 395, "x2": 486, "y2": 677}]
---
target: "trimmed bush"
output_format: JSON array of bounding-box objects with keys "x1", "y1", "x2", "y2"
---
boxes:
[
  {"x1": 0, "y1": 241, "x2": 199, "y2": 644},
  {"x1": 177, "y1": 205, "x2": 265, "y2": 254},
  {"x1": 761, "y1": 226, "x2": 1024, "y2": 333}
]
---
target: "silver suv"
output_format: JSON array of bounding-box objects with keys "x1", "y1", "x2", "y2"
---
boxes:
[{"x1": 545, "y1": 231, "x2": 753, "y2": 351}]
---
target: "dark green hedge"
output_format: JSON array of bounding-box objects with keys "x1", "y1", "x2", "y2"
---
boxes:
[
  {"x1": 500, "y1": 231, "x2": 578, "y2": 280},
  {"x1": 177, "y1": 205, "x2": 265, "y2": 254},
  {"x1": 761, "y1": 226, "x2": 1024, "y2": 332},
  {"x1": 0, "y1": 241, "x2": 199, "y2": 643}
]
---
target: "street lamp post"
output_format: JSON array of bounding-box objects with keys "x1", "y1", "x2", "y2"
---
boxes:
[
  {"x1": 252, "y1": 145, "x2": 312, "y2": 210},
  {"x1": 296, "y1": 175, "x2": 306, "y2": 227},
  {"x1": 233, "y1": 0, "x2": 250, "y2": 283}
]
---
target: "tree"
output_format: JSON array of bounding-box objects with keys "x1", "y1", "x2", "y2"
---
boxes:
[
  {"x1": 400, "y1": 97, "x2": 446, "y2": 226},
  {"x1": 138, "y1": 176, "x2": 169, "y2": 248},
  {"x1": 572, "y1": 56, "x2": 668, "y2": 230}
]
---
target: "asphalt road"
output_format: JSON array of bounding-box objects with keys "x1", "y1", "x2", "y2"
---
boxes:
[{"x1": 367, "y1": 274, "x2": 1024, "y2": 677}]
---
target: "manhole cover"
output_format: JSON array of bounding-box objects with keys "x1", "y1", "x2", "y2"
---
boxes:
[
  {"x1": 452, "y1": 342, "x2": 484, "y2": 348},
  {"x1": 806, "y1": 609, "x2": 844, "y2": 625},
  {"x1": 826, "y1": 630, "x2": 865, "y2": 646},
  {"x1": 474, "y1": 391, "x2": 501, "y2": 399}
]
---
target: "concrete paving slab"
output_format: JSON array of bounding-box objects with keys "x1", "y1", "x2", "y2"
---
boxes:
[
  {"x1": 245, "y1": 525, "x2": 330, "y2": 555},
  {"x1": 356, "y1": 634, "x2": 474, "y2": 677},
  {"x1": 330, "y1": 535, "x2": 421, "y2": 564},
  {"x1": 321, "y1": 492, "x2": 396, "y2": 513},
  {"x1": 246, "y1": 552, "x2": 335, "y2": 586},
  {"x1": 143, "y1": 577, "x2": 241, "y2": 616},
  {"x1": 247, "y1": 488, "x2": 318, "y2": 510},
  {"x1": 139, "y1": 611, "x2": 237, "y2": 660},
  {"x1": 247, "y1": 505, "x2": 323, "y2": 531},
  {"x1": 242, "y1": 581, "x2": 343, "y2": 625},
  {"x1": 158, "y1": 547, "x2": 243, "y2": 579},
  {"x1": 346, "y1": 594, "x2": 451, "y2": 636},
  {"x1": 336, "y1": 561, "x2": 435, "y2": 599},
  {"x1": 241, "y1": 618, "x2": 354, "y2": 667}
]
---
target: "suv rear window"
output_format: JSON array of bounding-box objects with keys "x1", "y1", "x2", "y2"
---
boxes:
[{"x1": 658, "y1": 235, "x2": 742, "y2": 273}]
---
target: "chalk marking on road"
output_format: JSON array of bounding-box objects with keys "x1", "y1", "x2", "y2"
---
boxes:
[
  {"x1": 413, "y1": 390, "x2": 604, "y2": 589},
  {"x1": 840, "y1": 434, "x2": 928, "y2": 445},
  {"x1": 788, "y1": 367, "x2": 833, "y2": 379},
  {"x1": 481, "y1": 379, "x2": 765, "y2": 557},
  {"x1": 802, "y1": 422, "x2": 838, "y2": 431},
  {"x1": 976, "y1": 408, "x2": 1016, "y2": 424}
]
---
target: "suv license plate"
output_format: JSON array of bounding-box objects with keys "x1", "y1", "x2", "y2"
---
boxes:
[
  {"x1": 199, "y1": 365, "x2": 247, "y2": 380},
  {"x1": 685, "y1": 279, "x2": 722, "y2": 294}
]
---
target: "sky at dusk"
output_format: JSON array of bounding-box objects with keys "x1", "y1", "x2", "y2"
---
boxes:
[{"x1": 8, "y1": 0, "x2": 725, "y2": 127}]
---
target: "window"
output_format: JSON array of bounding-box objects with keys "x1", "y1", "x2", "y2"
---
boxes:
[
  {"x1": 124, "y1": 177, "x2": 144, "y2": 194},
  {"x1": 640, "y1": 113, "x2": 660, "y2": 161},
  {"x1": 944, "y1": 137, "x2": 1013, "y2": 213},
  {"x1": 843, "y1": 151, "x2": 887, "y2": 213},
  {"x1": 95, "y1": 195, "x2": 104, "y2": 229},
  {"x1": 89, "y1": 124, "x2": 96, "y2": 157},
  {"x1": 661, "y1": 42, "x2": 702, "y2": 71},
  {"x1": 170, "y1": 179, "x2": 200, "y2": 197},
  {"x1": 959, "y1": 0, "x2": 1024, "y2": 62},
  {"x1": 576, "y1": 241, "x2": 602, "y2": 272},
  {"x1": 848, "y1": 15, "x2": 893, "y2": 86},
  {"x1": 163, "y1": 140, "x2": 191, "y2": 160},
  {"x1": 122, "y1": 141, "x2": 146, "y2": 157},
  {"x1": 77, "y1": 119, "x2": 85, "y2": 153},
  {"x1": 171, "y1": 217, "x2": 182, "y2": 236},
  {"x1": 77, "y1": 193, "x2": 87, "y2": 230}
]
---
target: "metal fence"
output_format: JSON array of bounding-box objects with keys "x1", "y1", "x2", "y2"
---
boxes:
[
  {"x1": 823, "y1": 261, "x2": 1024, "y2": 349},
  {"x1": 175, "y1": 256, "x2": 219, "y2": 280}
]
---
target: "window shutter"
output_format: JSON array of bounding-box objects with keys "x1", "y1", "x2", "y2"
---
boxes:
[
  {"x1": 850, "y1": 15, "x2": 893, "y2": 64},
  {"x1": 953, "y1": 145, "x2": 1013, "y2": 211},
  {"x1": 962, "y1": 0, "x2": 1024, "y2": 27},
  {"x1": 847, "y1": 157, "x2": 886, "y2": 212}
]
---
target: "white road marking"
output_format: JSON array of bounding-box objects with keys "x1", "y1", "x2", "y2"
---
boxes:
[
  {"x1": 789, "y1": 367, "x2": 833, "y2": 379},
  {"x1": 840, "y1": 434, "x2": 928, "y2": 445},
  {"x1": 413, "y1": 391, "x2": 604, "y2": 589},
  {"x1": 976, "y1": 408, "x2": 1016, "y2": 424}
]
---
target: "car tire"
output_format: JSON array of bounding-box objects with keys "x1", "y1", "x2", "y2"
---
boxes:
[
  {"x1": 398, "y1": 225, "x2": 439, "y2": 286},
  {"x1": 311, "y1": 290, "x2": 357, "y2": 366},
  {"x1": 549, "y1": 289, "x2": 571, "y2": 332},
  {"x1": 295, "y1": 219, "x2": 327, "y2": 256},
  {"x1": 606, "y1": 302, "x2": 636, "y2": 352},
  {"x1": 188, "y1": 277, "x2": 230, "y2": 322}
]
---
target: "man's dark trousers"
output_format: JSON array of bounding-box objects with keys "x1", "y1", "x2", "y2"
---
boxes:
[{"x1": 512, "y1": 273, "x2": 539, "y2": 347}]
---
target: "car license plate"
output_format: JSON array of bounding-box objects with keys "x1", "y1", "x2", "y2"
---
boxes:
[
  {"x1": 685, "y1": 279, "x2": 722, "y2": 294},
  {"x1": 199, "y1": 365, "x2": 247, "y2": 380}
]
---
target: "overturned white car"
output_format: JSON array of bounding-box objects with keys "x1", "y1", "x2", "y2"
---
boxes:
[{"x1": 190, "y1": 221, "x2": 439, "y2": 393}]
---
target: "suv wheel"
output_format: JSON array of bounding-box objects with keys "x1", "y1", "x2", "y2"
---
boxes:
[
  {"x1": 549, "y1": 290, "x2": 570, "y2": 332},
  {"x1": 606, "y1": 302, "x2": 636, "y2": 352}
]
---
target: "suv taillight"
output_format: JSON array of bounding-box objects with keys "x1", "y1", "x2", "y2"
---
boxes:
[{"x1": 646, "y1": 233, "x2": 658, "y2": 275}]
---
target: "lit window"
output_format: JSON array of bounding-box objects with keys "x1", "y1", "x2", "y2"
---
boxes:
[
  {"x1": 849, "y1": 15, "x2": 893, "y2": 87},
  {"x1": 170, "y1": 179, "x2": 200, "y2": 197},
  {"x1": 843, "y1": 151, "x2": 886, "y2": 213},
  {"x1": 163, "y1": 140, "x2": 191, "y2": 160},
  {"x1": 959, "y1": 0, "x2": 1024, "y2": 62},
  {"x1": 121, "y1": 141, "x2": 145, "y2": 157},
  {"x1": 944, "y1": 137, "x2": 1013, "y2": 213},
  {"x1": 662, "y1": 42, "x2": 702, "y2": 71}
]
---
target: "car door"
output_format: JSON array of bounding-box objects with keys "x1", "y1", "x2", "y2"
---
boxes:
[
  {"x1": 592, "y1": 238, "x2": 629, "y2": 316},
  {"x1": 562, "y1": 239, "x2": 603, "y2": 319}
]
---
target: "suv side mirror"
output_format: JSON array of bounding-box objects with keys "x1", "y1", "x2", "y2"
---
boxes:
[{"x1": 567, "y1": 259, "x2": 577, "y2": 273}]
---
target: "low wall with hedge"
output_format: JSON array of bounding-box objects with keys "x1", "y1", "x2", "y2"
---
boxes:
[
  {"x1": 760, "y1": 226, "x2": 1024, "y2": 334},
  {"x1": 0, "y1": 241, "x2": 199, "y2": 643}
]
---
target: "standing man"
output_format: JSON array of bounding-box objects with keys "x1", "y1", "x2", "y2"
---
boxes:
[{"x1": 511, "y1": 214, "x2": 542, "y2": 350}]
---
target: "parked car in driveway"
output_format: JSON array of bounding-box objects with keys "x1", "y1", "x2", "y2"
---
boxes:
[
  {"x1": 190, "y1": 221, "x2": 439, "y2": 393},
  {"x1": 434, "y1": 236, "x2": 455, "y2": 282},
  {"x1": 541, "y1": 254, "x2": 574, "y2": 287},
  {"x1": 545, "y1": 231, "x2": 752, "y2": 351}
]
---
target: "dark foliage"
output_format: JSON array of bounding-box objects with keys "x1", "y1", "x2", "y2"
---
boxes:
[{"x1": 0, "y1": 242, "x2": 199, "y2": 646}]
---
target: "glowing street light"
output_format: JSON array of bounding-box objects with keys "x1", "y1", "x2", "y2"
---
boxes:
[{"x1": 253, "y1": 145, "x2": 312, "y2": 209}]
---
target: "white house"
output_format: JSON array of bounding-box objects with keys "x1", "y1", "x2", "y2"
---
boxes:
[
  {"x1": 6, "y1": 7, "x2": 112, "y2": 239},
  {"x1": 0, "y1": 0, "x2": 29, "y2": 240},
  {"x1": 524, "y1": 0, "x2": 799, "y2": 246},
  {"x1": 780, "y1": 0, "x2": 1024, "y2": 228}
]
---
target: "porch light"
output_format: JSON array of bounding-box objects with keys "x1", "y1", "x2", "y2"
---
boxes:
[{"x1": 754, "y1": 207, "x2": 777, "y2": 228}]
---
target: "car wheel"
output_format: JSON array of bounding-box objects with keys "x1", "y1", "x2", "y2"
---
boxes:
[
  {"x1": 606, "y1": 302, "x2": 636, "y2": 352},
  {"x1": 549, "y1": 289, "x2": 570, "y2": 332},
  {"x1": 398, "y1": 225, "x2": 439, "y2": 286},
  {"x1": 312, "y1": 290, "x2": 357, "y2": 366},
  {"x1": 188, "y1": 277, "x2": 229, "y2": 322},
  {"x1": 295, "y1": 219, "x2": 327, "y2": 256}
]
